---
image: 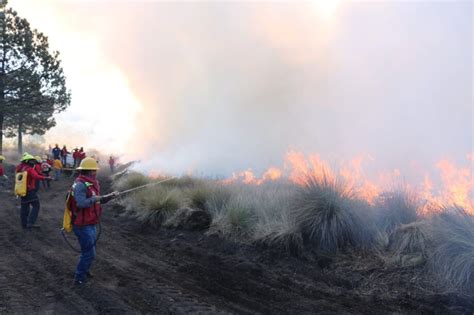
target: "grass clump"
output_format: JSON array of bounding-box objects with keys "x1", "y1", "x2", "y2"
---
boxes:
[
  {"x1": 375, "y1": 189, "x2": 420, "y2": 233},
  {"x1": 429, "y1": 206, "x2": 474, "y2": 294},
  {"x1": 128, "y1": 187, "x2": 182, "y2": 228},
  {"x1": 290, "y1": 174, "x2": 375, "y2": 254},
  {"x1": 208, "y1": 194, "x2": 256, "y2": 241},
  {"x1": 113, "y1": 171, "x2": 150, "y2": 192},
  {"x1": 387, "y1": 221, "x2": 431, "y2": 256}
]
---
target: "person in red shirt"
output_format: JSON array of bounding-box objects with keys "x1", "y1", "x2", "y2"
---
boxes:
[
  {"x1": 72, "y1": 148, "x2": 80, "y2": 168},
  {"x1": 61, "y1": 145, "x2": 69, "y2": 167},
  {"x1": 34, "y1": 156, "x2": 43, "y2": 192},
  {"x1": 0, "y1": 155, "x2": 6, "y2": 178},
  {"x1": 108, "y1": 156, "x2": 115, "y2": 173},
  {"x1": 41, "y1": 155, "x2": 52, "y2": 190},
  {"x1": 16, "y1": 153, "x2": 52, "y2": 229},
  {"x1": 0, "y1": 156, "x2": 8, "y2": 190},
  {"x1": 79, "y1": 147, "x2": 86, "y2": 161}
]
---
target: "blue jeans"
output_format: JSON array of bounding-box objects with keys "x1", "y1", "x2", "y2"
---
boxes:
[
  {"x1": 55, "y1": 169, "x2": 61, "y2": 181},
  {"x1": 73, "y1": 225, "x2": 97, "y2": 281},
  {"x1": 20, "y1": 191, "x2": 40, "y2": 228}
]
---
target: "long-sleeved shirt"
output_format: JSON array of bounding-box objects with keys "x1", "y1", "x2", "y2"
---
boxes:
[
  {"x1": 52, "y1": 147, "x2": 61, "y2": 159},
  {"x1": 16, "y1": 164, "x2": 47, "y2": 191},
  {"x1": 53, "y1": 159, "x2": 62, "y2": 170},
  {"x1": 73, "y1": 181, "x2": 98, "y2": 209}
]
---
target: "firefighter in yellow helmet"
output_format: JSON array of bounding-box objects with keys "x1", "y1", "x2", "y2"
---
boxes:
[
  {"x1": 16, "y1": 153, "x2": 52, "y2": 229},
  {"x1": 67, "y1": 157, "x2": 118, "y2": 285}
]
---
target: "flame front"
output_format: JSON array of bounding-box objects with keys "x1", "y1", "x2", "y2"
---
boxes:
[{"x1": 223, "y1": 151, "x2": 474, "y2": 214}]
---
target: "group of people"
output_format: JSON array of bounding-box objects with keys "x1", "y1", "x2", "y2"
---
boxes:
[
  {"x1": 51, "y1": 144, "x2": 86, "y2": 168},
  {"x1": 51, "y1": 144, "x2": 117, "y2": 173},
  {"x1": 10, "y1": 150, "x2": 120, "y2": 286}
]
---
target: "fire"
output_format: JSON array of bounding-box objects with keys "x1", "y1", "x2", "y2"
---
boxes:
[
  {"x1": 223, "y1": 167, "x2": 282, "y2": 185},
  {"x1": 224, "y1": 150, "x2": 474, "y2": 214},
  {"x1": 419, "y1": 157, "x2": 474, "y2": 213}
]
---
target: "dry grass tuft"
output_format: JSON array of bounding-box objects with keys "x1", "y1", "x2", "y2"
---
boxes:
[
  {"x1": 429, "y1": 206, "x2": 474, "y2": 294},
  {"x1": 375, "y1": 189, "x2": 420, "y2": 233},
  {"x1": 290, "y1": 174, "x2": 376, "y2": 253},
  {"x1": 112, "y1": 171, "x2": 150, "y2": 192},
  {"x1": 387, "y1": 221, "x2": 431, "y2": 256},
  {"x1": 124, "y1": 187, "x2": 182, "y2": 228}
]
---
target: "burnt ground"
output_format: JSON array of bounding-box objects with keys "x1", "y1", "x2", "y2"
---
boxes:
[{"x1": 0, "y1": 165, "x2": 473, "y2": 314}]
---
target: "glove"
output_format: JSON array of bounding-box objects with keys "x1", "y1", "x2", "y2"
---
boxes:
[{"x1": 100, "y1": 191, "x2": 119, "y2": 204}]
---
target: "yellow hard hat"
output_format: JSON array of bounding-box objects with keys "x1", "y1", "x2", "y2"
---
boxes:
[
  {"x1": 77, "y1": 157, "x2": 100, "y2": 170},
  {"x1": 0, "y1": 155, "x2": 5, "y2": 161},
  {"x1": 35, "y1": 156, "x2": 42, "y2": 162},
  {"x1": 21, "y1": 152, "x2": 35, "y2": 162}
]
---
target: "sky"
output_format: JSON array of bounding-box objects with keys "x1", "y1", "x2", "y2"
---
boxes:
[{"x1": 9, "y1": 0, "x2": 473, "y2": 177}]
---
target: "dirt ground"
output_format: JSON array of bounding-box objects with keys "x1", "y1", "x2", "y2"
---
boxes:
[{"x1": 0, "y1": 166, "x2": 473, "y2": 314}]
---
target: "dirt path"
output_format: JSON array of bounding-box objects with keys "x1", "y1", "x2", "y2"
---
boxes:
[{"x1": 0, "y1": 169, "x2": 473, "y2": 314}]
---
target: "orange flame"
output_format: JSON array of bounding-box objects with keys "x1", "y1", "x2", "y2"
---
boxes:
[{"x1": 223, "y1": 150, "x2": 474, "y2": 214}]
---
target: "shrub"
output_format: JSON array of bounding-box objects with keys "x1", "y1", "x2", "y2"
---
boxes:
[
  {"x1": 375, "y1": 189, "x2": 420, "y2": 233},
  {"x1": 290, "y1": 173, "x2": 375, "y2": 253},
  {"x1": 429, "y1": 206, "x2": 474, "y2": 294}
]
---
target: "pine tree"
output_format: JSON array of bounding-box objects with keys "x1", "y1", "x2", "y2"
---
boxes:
[{"x1": 0, "y1": 0, "x2": 70, "y2": 153}]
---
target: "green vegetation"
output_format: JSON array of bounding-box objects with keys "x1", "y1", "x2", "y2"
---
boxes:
[{"x1": 0, "y1": 1, "x2": 71, "y2": 154}]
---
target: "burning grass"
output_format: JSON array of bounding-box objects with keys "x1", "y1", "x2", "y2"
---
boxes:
[
  {"x1": 374, "y1": 189, "x2": 420, "y2": 233},
  {"x1": 114, "y1": 171, "x2": 473, "y2": 295}
]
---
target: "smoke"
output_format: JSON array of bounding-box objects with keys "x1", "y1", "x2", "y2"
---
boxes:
[{"x1": 20, "y1": 1, "x2": 474, "y2": 177}]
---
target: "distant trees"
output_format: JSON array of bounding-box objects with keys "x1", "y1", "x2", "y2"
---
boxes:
[{"x1": 0, "y1": 0, "x2": 70, "y2": 154}]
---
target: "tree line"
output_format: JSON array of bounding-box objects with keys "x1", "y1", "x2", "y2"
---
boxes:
[{"x1": 0, "y1": 0, "x2": 70, "y2": 154}]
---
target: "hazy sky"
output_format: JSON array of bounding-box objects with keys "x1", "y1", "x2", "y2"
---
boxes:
[{"x1": 11, "y1": 0, "x2": 473, "y2": 177}]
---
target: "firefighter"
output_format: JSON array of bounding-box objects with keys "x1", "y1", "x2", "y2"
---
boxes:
[
  {"x1": 15, "y1": 153, "x2": 52, "y2": 229},
  {"x1": 0, "y1": 155, "x2": 7, "y2": 181},
  {"x1": 67, "y1": 157, "x2": 118, "y2": 285},
  {"x1": 52, "y1": 144, "x2": 61, "y2": 160},
  {"x1": 61, "y1": 145, "x2": 69, "y2": 167},
  {"x1": 53, "y1": 158, "x2": 62, "y2": 181},
  {"x1": 34, "y1": 156, "x2": 43, "y2": 192},
  {"x1": 41, "y1": 155, "x2": 52, "y2": 189},
  {"x1": 108, "y1": 156, "x2": 115, "y2": 173}
]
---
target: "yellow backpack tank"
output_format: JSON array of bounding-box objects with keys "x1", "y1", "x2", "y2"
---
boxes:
[
  {"x1": 62, "y1": 193, "x2": 73, "y2": 233},
  {"x1": 15, "y1": 171, "x2": 28, "y2": 197}
]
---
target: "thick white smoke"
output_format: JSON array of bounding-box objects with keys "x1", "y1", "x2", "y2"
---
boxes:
[{"x1": 18, "y1": 1, "x2": 474, "y2": 177}]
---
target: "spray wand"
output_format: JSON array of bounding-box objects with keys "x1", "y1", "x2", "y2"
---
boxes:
[
  {"x1": 61, "y1": 176, "x2": 176, "y2": 252},
  {"x1": 114, "y1": 177, "x2": 176, "y2": 197}
]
